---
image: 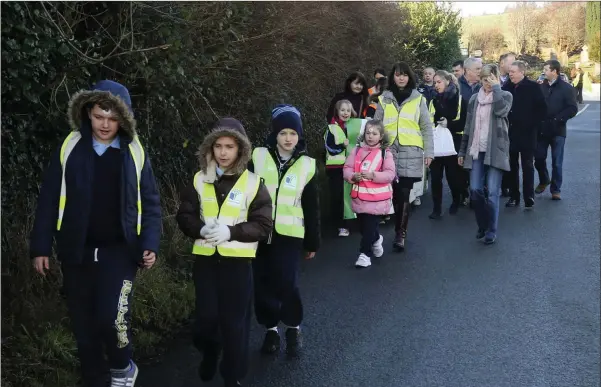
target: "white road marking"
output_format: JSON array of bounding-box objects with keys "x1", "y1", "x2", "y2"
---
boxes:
[{"x1": 575, "y1": 104, "x2": 589, "y2": 117}]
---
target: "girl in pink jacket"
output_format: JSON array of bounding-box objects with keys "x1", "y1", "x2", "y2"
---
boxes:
[{"x1": 343, "y1": 120, "x2": 396, "y2": 268}]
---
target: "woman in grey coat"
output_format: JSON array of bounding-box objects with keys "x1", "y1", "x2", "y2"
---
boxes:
[
  {"x1": 374, "y1": 62, "x2": 434, "y2": 251},
  {"x1": 458, "y1": 64, "x2": 512, "y2": 245}
]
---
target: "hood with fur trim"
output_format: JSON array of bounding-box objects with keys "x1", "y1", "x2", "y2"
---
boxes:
[
  {"x1": 67, "y1": 80, "x2": 137, "y2": 138},
  {"x1": 196, "y1": 118, "x2": 252, "y2": 183}
]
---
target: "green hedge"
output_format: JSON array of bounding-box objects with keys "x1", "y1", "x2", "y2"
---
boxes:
[{"x1": 1, "y1": 2, "x2": 461, "y2": 386}]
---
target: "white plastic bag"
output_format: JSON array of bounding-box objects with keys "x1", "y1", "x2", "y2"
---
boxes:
[{"x1": 433, "y1": 124, "x2": 457, "y2": 157}]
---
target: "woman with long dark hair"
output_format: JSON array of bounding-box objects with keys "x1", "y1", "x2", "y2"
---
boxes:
[
  {"x1": 373, "y1": 62, "x2": 434, "y2": 252},
  {"x1": 326, "y1": 72, "x2": 370, "y2": 122}
]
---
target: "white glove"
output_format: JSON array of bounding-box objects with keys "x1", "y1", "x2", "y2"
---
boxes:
[
  {"x1": 205, "y1": 223, "x2": 231, "y2": 246},
  {"x1": 200, "y1": 224, "x2": 212, "y2": 238}
]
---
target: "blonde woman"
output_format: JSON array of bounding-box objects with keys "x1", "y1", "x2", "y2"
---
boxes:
[
  {"x1": 458, "y1": 64, "x2": 513, "y2": 245},
  {"x1": 428, "y1": 70, "x2": 466, "y2": 219}
]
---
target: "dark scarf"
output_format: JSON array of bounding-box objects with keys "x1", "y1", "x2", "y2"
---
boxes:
[
  {"x1": 435, "y1": 83, "x2": 458, "y2": 101},
  {"x1": 390, "y1": 85, "x2": 413, "y2": 105}
]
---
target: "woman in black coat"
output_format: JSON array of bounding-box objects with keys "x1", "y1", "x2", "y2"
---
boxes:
[
  {"x1": 326, "y1": 72, "x2": 369, "y2": 122},
  {"x1": 428, "y1": 70, "x2": 466, "y2": 219}
]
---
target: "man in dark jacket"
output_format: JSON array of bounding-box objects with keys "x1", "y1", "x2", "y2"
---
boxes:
[
  {"x1": 248, "y1": 104, "x2": 320, "y2": 358},
  {"x1": 30, "y1": 80, "x2": 162, "y2": 387},
  {"x1": 176, "y1": 118, "x2": 273, "y2": 387},
  {"x1": 535, "y1": 60, "x2": 578, "y2": 200},
  {"x1": 459, "y1": 58, "x2": 482, "y2": 102},
  {"x1": 503, "y1": 60, "x2": 547, "y2": 209},
  {"x1": 457, "y1": 57, "x2": 482, "y2": 205}
]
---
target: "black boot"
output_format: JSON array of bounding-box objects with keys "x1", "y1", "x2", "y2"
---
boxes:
[
  {"x1": 393, "y1": 202, "x2": 410, "y2": 251},
  {"x1": 260, "y1": 329, "x2": 280, "y2": 355},
  {"x1": 285, "y1": 328, "x2": 302, "y2": 357},
  {"x1": 198, "y1": 342, "x2": 221, "y2": 382}
]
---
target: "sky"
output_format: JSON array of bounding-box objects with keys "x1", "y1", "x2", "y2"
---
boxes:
[{"x1": 452, "y1": 2, "x2": 544, "y2": 17}]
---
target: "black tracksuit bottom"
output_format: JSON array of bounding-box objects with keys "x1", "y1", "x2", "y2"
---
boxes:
[
  {"x1": 253, "y1": 235, "x2": 303, "y2": 329},
  {"x1": 326, "y1": 167, "x2": 348, "y2": 229},
  {"x1": 429, "y1": 155, "x2": 461, "y2": 212},
  {"x1": 193, "y1": 255, "x2": 252, "y2": 382},
  {"x1": 61, "y1": 245, "x2": 138, "y2": 386}
]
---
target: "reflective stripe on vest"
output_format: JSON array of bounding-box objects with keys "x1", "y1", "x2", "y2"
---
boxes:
[
  {"x1": 324, "y1": 124, "x2": 347, "y2": 166},
  {"x1": 57, "y1": 132, "x2": 145, "y2": 234},
  {"x1": 350, "y1": 148, "x2": 393, "y2": 201},
  {"x1": 192, "y1": 170, "x2": 261, "y2": 257},
  {"x1": 379, "y1": 95, "x2": 424, "y2": 148},
  {"x1": 428, "y1": 95, "x2": 463, "y2": 134},
  {"x1": 252, "y1": 147, "x2": 316, "y2": 238}
]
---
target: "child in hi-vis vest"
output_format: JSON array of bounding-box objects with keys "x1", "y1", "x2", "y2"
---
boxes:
[
  {"x1": 249, "y1": 104, "x2": 320, "y2": 357},
  {"x1": 343, "y1": 120, "x2": 395, "y2": 268},
  {"x1": 30, "y1": 80, "x2": 162, "y2": 387},
  {"x1": 176, "y1": 118, "x2": 273, "y2": 387},
  {"x1": 324, "y1": 99, "x2": 355, "y2": 237}
]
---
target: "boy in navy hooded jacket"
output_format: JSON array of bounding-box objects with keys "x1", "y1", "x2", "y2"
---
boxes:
[
  {"x1": 30, "y1": 80, "x2": 162, "y2": 387},
  {"x1": 248, "y1": 105, "x2": 320, "y2": 357}
]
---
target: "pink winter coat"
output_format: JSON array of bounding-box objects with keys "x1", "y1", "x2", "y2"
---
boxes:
[{"x1": 343, "y1": 144, "x2": 396, "y2": 215}]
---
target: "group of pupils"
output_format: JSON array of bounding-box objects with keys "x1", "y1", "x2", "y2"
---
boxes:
[{"x1": 28, "y1": 58, "x2": 480, "y2": 387}]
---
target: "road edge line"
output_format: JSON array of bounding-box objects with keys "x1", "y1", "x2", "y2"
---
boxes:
[{"x1": 575, "y1": 104, "x2": 589, "y2": 117}]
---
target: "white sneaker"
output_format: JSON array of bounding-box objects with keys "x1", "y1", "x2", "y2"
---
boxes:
[
  {"x1": 110, "y1": 360, "x2": 138, "y2": 387},
  {"x1": 355, "y1": 253, "x2": 371, "y2": 268},
  {"x1": 372, "y1": 234, "x2": 384, "y2": 258},
  {"x1": 338, "y1": 228, "x2": 350, "y2": 237},
  {"x1": 413, "y1": 197, "x2": 421, "y2": 206}
]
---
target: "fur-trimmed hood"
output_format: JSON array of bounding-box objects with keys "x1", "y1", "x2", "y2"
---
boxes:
[
  {"x1": 67, "y1": 80, "x2": 136, "y2": 138},
  {"x1": 197, "y1": 118, "x2": 252, "y2": 183}
]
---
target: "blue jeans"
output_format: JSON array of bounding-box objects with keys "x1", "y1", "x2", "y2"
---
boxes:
[
  {"x1": 469, "y1": 152, "x2": 503, "y2": 236},
  {"x1": 534, "y1": 135, "x2": 565, "y2": 194}
]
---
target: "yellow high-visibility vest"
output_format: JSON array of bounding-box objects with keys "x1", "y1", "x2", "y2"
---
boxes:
[
  {"x1": 192, "y1": 170, "x2": 261, "y2": 258},
  {"x1": 380, "y1": 95, "x2": 425, "y2": 148},
  {"x1": 323, "y1": 124, "x2": 347, "y2": 165},
  {"x1": 428, "y1": 94, "x2": 463, "y2": 134},
  {"x1": 251, "y1": 147, "x2": 316, "y2": 238},
  {"x1": 57, "y1": 131, "x2": 145, "y2": 234}
]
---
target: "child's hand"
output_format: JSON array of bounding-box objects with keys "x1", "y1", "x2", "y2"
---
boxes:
[
  {"x1": 361, "y1": 171, "x2": 375, "y2": 181},
  {"x1": 304, "y1": 251, "x2": 316, "y2": 260},
  {"x1": 343, "y1": 139, "x2": 349, "y2": 146},
  {"x1": 352, "y1": 172, "x2": 362, "y2": 182}
]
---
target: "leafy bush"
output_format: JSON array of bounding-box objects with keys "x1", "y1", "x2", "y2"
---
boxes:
[{"x1": 1, "y1": 2, "x2": 461, "y2": 386}]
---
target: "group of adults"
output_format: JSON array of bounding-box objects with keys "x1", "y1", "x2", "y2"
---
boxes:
[{"x1": 324, "y1": 53, "x2": 578, "y2": 245}]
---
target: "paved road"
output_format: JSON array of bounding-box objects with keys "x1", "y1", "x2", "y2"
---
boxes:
[{"x1": 138, "y1": 102, "x2": 600, "y2": 387}]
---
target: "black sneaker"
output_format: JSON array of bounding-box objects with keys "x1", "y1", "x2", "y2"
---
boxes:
[
  {"x1": 198, "y1": 344, "x2": 221, "y2": 382},
  {"x1": 476, "y1": 229, "x2": 486, "y2": 240},
  {"x1": 285, "y1": 328, "x2": 302, "y2": 357},
  {"x1": 428, "y1": 211, "x2": 442, "y2": 220},
  {"x1": 260, "y1": 330, "x2": 280, "y2": 355},
  {"x1": 505, "y1": 198, "x2": 519, "y2": 208},
  {"x1": 524, "y1": 197, "x2": 534, "y2": 209},
  {"x1": 483, "y1": 233, "x2": 497, "y2": 245},
  {"x1": 224, "y1": 380, "x2": 242, "y2": 387},
  {"x1": 449, "y1": 202, "x2": 459, "y2": 215}
]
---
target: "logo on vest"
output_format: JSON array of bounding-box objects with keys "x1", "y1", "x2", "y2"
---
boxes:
[
  {"x1": 361, "y1": 160, "x2": 372, "y2": 171},
  {"x1": 283, "y1": 174, "x2": 297, "y2": 189},
  {"x1": 228, "y1": 189, "x2": 243, "y2": 206}
]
